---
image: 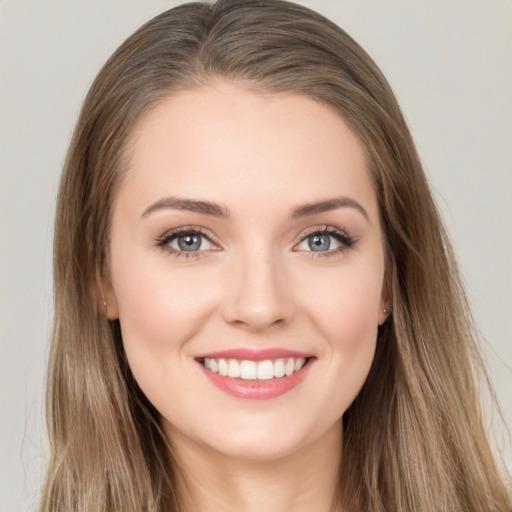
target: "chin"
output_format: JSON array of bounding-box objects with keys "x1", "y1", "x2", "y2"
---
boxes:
[{"x1": 186, "y1": 413, "x2": 342, "y2": 463}]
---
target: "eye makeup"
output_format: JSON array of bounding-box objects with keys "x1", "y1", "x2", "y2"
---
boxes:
[
  {"x1": 293, "y1": 225, "x2": 357, "y2": 258},
  {"x1": 155, "y1": 226, "x2": 221, "y2": 259},
  {"x1": 155, "y1": 223, "x2": 357, "y2": 261}
]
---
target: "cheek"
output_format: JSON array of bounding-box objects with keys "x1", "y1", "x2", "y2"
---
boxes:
[
  {"x1": 110, "y1": 248, "x2": 218, "y2": 377},
  {"x1": 299, "y1": 261, "x2": 383, "y2": 407},
  {"x1": 305, "y1": 262, "x2": 383, "y2": 344}
]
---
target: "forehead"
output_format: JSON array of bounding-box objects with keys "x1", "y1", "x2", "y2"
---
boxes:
[{"x1": 118, "y1": 82, "x2": 378, "y2": 220}]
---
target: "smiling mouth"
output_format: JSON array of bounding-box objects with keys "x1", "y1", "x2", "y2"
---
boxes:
[
  {"x1": 198, "y1": 357, "x2": 311, "y2": 381},
  {"x1": 196, "y1": 352, "x2": 315, "y2": 399}
]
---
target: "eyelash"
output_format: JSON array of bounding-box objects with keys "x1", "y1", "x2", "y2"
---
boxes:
[
  {"x1": 156, "y1": 225, "x2": 357, "y2": 260},
  {"x1": 296, "y1": 225, "x2": 357, "y2": 258},
  {"x1": 156, "y1": 226, "x2": 220, "y2": 260}
]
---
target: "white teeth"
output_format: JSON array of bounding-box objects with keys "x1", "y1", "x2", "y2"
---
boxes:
[
  {"x1": 285, "y1": 358, "x2": 295, "y2": 376},
  {"x1": 294, "y1": 357, "x2": 306, "y2": 371},
  {"x1": 257, "y1": 360, "x2": 274, "y2": 380},
  {"x1": 274, "y1": 358, "x2": 285, "y2": 378},
  {"x1": 240, "y1": 360, "x2": 257, "y2": 380},
  {"x1": 227, "y1": 359, "x2": 240, "y2": 378},
  {"x1": 202, "y1": 356, "x2": 308, "y2": 380},
  {"x1": 218, "y1": 359, "x2": 228, "y2": 376}
]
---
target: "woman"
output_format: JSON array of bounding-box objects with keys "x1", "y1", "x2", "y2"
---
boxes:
[{"x1": 41, "y1": 0, "x2": 511, "y2": 511}]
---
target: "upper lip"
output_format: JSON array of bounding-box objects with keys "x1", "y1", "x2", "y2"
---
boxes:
[{"x1": 195, "y1": 348, "x2": 314, "y2": 361}]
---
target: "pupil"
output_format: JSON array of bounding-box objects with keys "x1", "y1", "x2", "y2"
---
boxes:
[
  {"x1": 308, "y1": 233, "x2": 330, "y2": 252},
  {"x1": 178, "y1": 234, "x2": 201, "y2": 251}
]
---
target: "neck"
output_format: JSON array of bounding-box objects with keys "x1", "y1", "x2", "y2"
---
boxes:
[{"x1": 168, "y1": 422, "x2": 343, "y2": 512}]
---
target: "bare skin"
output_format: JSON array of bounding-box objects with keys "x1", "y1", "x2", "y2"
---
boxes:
[
  {"x1": 104, "y1": 81, "x2": 389, "y2": 511},
  {"x1": 171, "y1": 419, "x2": 341, "y2": 512}
]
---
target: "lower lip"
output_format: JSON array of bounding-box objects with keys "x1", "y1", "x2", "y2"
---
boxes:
[{"x1": 199, "y1": 359, "x2": 313, "y2": 400}]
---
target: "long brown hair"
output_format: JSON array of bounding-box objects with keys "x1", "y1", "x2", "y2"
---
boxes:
[{"x1": 42, "y1": 1, "x2": 511, "y2": 510}]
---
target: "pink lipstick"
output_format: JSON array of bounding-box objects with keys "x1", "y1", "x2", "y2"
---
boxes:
[{"x1": 196, "y1": 348, "x2": 314, "y2": 399}]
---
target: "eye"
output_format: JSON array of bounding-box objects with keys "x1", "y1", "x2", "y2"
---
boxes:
[
  {"x1": 297, "y1": 232, "x2": 341, "y2": 252},
  {"x1": 294, "y1": 227, "x2": 356, "y2": 255},
  {"x1": 302, "y1": 233, "x2": 337, "y2": 252},
  {"x1": 157, "y1": 227, "x2": 217, "y2": 256},
  {"x1": 169, "y1": 232, "x2": 213, "y2": 252}
]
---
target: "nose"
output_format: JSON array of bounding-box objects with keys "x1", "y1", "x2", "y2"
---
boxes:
[{"x1": 221, "y1": 248, "x2": 294, "y2": 333}]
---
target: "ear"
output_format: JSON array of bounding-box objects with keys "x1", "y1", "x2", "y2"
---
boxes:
[
  {"x1": 100, "y1": 269, "x2": 119, "y2": 320},
  {"x1": 378, "y1": 275, "x2": 392, "y2": 326}
]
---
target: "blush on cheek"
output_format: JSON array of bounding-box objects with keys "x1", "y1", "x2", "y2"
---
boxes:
[
  {"x1": 309, "y1": 274, "x2": 381, "y2": 344},
  {"x1": 117, "y1": 264, "x2": 214, "y2": 339}
]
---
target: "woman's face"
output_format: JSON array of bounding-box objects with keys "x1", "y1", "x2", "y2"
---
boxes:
[{"x1": 105, "y1": 82, "x2": 388, "y2": 461}]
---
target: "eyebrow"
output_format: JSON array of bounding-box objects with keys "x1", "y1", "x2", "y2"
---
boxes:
[
  {"x1": 142, "y1": 195, "x2": 369, "y2": 222},
  {"x1": 142, "y1": 196, "x2": 230, "y2": 218},
  {"x1": 290, "y1": 197, "x2": 370, "y2": 222}
]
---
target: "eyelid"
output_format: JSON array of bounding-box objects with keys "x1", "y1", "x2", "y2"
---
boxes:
[
  {"x1": 293, "y1": 225, "x2": 357, "y2": 255},
  {"x1": 155, "y1": 224, "x2": 356, "y2": 259},
  {"x1": 156, "y1": 225, "x2": 222, "y2": 256}
]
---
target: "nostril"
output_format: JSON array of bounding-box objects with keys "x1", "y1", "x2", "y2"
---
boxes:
[{"x1": 228, "y1": 316, "x2": 287, "y2": 332}]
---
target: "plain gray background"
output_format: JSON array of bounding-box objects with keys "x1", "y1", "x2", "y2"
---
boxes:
[{"x1": 1, "y1": 1, "x2": 511, "y2": 510}]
